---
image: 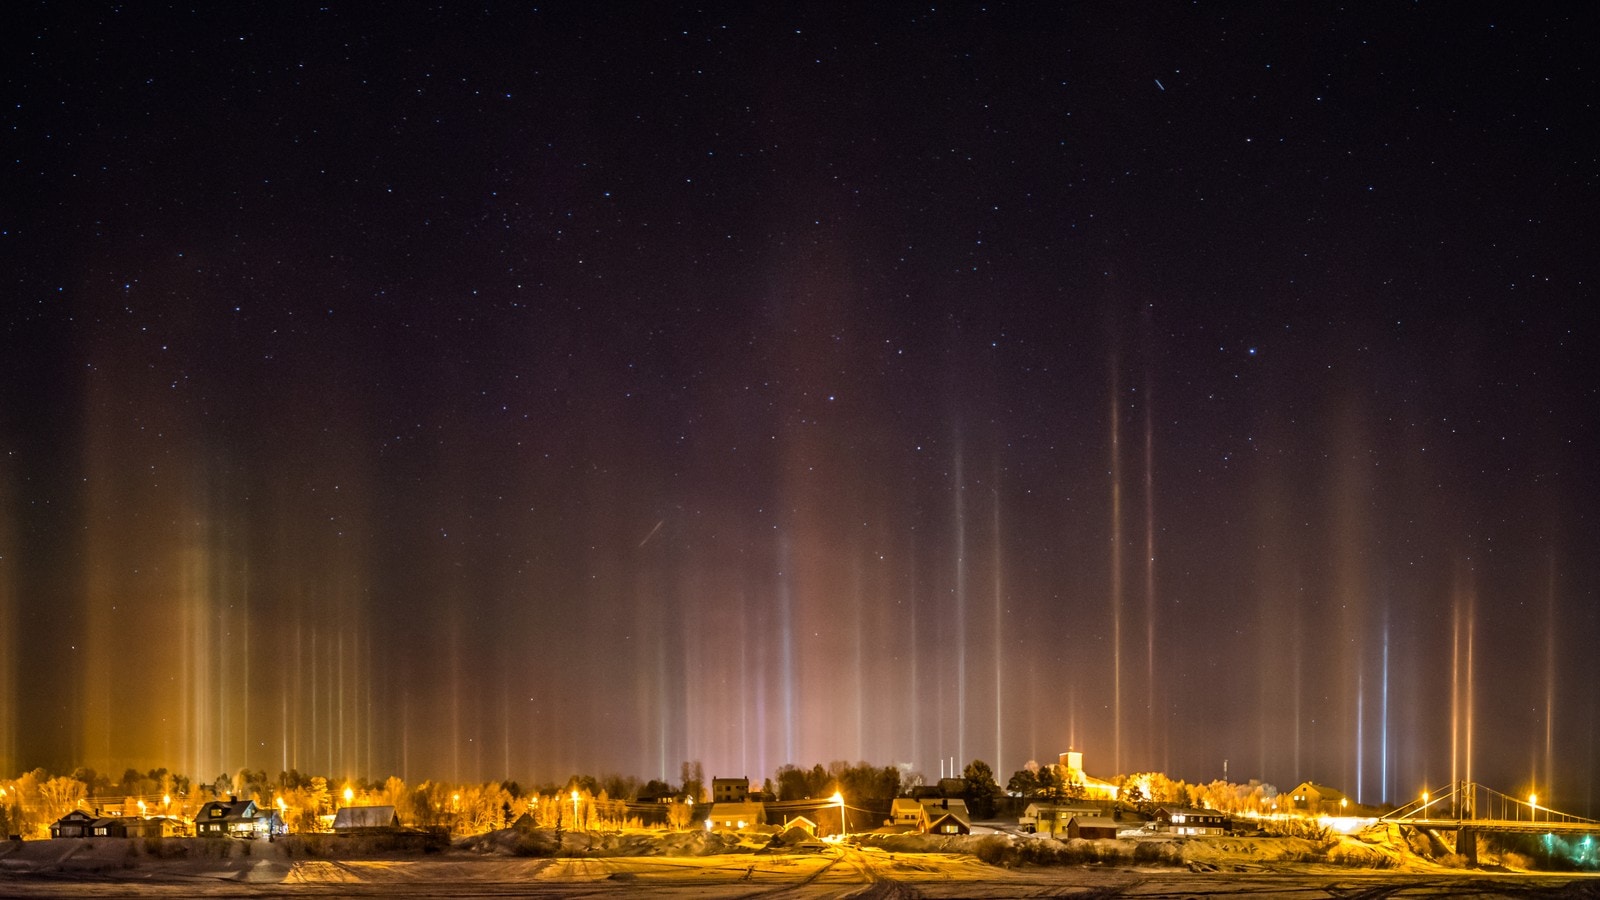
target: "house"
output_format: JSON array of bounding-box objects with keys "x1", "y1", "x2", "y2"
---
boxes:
[
  {"x1": 195, "y1": 798, "x2": 283, "y2": 838},
  {"x1": 1021, "y1": 802, "x2": 1103, "y2": 835},
  {"x1": 135, "y1": 816, "x2": 180, "y2": 838},
  {"x1": 705, "y1": 801, "x2": 765, "y2": 831},
  {"x1": 1155, "y1": 806, "x2": 1228, "y2": 835},
  {"x1": 888, "y1": 798, "x2": 922, "y2": 828},
  {"x1": 90, "y1": 816, "x2": 171, "y2": 839},
  {"x1": 918, "y1": 799, "x2": 970, "y2": 834},
  {"x1": 1067, "y1": 815, "x2": 1120, "y2": 840},
  {"x1": 711, "y1": 777, "x2": 749, "y2": 804},
  {"x1": 1057, "y1": 750, "x2": 1119, "y2": 801},
  {"x1": 196, "y1": 799, "x2": 256, "y2": 837},
  {"x1": 1284, "y1": 782, "x2": 1350, "y2": 815},
  {"x1": 924, "y1": 808, "x2": 972, "y2": 835},
  {"x1": 777, "y1": 814, "x2": 817, "y2": 836},
  {"x1": 332, "y1": 805, "x2": 400, "y2": 832},
  {"x1": 49, "y1": 810, "x2": 95, "y2": 839}
]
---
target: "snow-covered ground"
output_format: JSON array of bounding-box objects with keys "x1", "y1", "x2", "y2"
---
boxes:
[{"x1": 1, "y1": 830, "x2": 1595, "y2": 897}]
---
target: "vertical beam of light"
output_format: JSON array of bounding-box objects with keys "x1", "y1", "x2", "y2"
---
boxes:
[
  {"x1": 239, "y1": 552, "x2": 250, "y2": 785},
  {"x1": 0, "y1": 474, "x2": 12, "y2": 775},
  {"x1": 1465, "y1": 579, "x2": 1475, "y2": 789},
  {"x1": 778, "y1": 536, "x2": 795, "y2": 765},
  {"x1": 1450, "y1": 584, "x2": 1460, "y2": 793},
  {"x1": 952, "y1": 437, "x2": 967, "y2": 767},
  {"x1": 1292, "y1": 586, "x2": 1302, "y2": 780},
  {"x1": 907, "y1": 534, "x2": 920, "y2": 774},
  {"x1": 182, "y1": 527, "x2": 211, "y2": 786},
  {"x1": 1108, "y1": 356, "x2": 1123, "y2": 775},
  {"x1": 1356, "y1": 670, "x2": 1365, "y2": 804},
  {"x1": 853, "y1": 555, "x2": 865, "y2": 763},
  {"x1": 310, "y1": 629, "x2": 319, "y2": 779},
  {"x1": 501, "y1": 673, "x2": 511, "y2": 781},
  {"x1": 1382, "y1": 614, "x2": 1390, "y2": 804},
  {"x1": 992, "y1": 474, "x2": 1003, "y2": 772},
  {"x1": 739, "y1": 626, "x2": 749, "y2": 779},
  {"x1": 1142, "y1": 372, "x2": 1157, "y2": 772},
  {"x1": 657, "y1": 620, "x2": 669, "y2": 780},
  {"x1": 449, "y1": 621, "x2": 461, "y2": 783},
  {"x1": 1545, "y1": 551, "x2": 1556, "y2": 800},
  {"x1": 337, "y1": 631, "x2": 346, "y2": 779}
]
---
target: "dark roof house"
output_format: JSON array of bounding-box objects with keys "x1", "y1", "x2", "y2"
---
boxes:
[{"x1": 332, "y1": 805, "x2": 400, "y2": 832}]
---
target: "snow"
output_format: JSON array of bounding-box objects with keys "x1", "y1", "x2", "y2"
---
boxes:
[{"x1": 0, "y1": 828, "x2": 1595, "y2": 896}]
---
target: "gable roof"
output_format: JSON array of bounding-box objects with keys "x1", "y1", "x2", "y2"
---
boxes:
[
  {"x1": 1288, "y1": 782, "x2": 1349, "y2": 802},
  {"x1": 197, "y1": 799, "x2": 258, "y2": 823},
  {"x1": 332, "y1": 805, "x2": 399, "y2": 829},
  {"x1": 925, "y1": 809, "x2": 972, "y2": 831}
]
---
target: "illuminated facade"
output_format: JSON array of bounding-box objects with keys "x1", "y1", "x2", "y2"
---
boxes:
[
  {"x1": 1057, "y1": 750, "x2": 1119, "y2": 800},
  {"x1": 1284, "y1": 781, "x2": 1350, "y2": 815},
  {"x1": 1156, "y1": 806, "x2": 1228, "y2": 835}
]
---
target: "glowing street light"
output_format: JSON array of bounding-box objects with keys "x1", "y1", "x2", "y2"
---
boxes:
[
  {"x1": 137, "y1": 800, "x2": 147, "y2": 817},
  {"x1": 830, "y1": 791, "x2": 846, "y2": 838},
  {"x1": 344, "y1": 787, "x2": 354, "y2": 805},
  {"x1": 571, "y1": 789, "x2": 581, "y2": 830},
  {"x1": 1530, "y1": 793, "x2": 1538, "y2": 821}
]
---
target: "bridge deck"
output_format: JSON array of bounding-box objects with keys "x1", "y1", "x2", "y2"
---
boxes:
[{"x1": 1398, "y1": 818, "x2": 1600, "y2": 835}]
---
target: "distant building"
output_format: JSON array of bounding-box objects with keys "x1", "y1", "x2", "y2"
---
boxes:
[
  {"x1": 1057, "y1": 750, "x2": 1119, "y2": 801},
  {"x1": 332, "y1": 805, "x2": 400, "y2": 832},
  {"x1": 49, "y1": 810, "x2": 95, "y2": 839},
  {"x1": 924, "y1": 806, "x2": 972, "y2": 835},
  {"x1": 710, "y1": 777, "x2": 749, "y2": 804},
  {"x1": 1021, "y1": 802, "x2": 1103, "y2": 836},
  {"x1": 1284, "y1": 782, "x2": 1350, "y2": 815},
  {"x1": 888, "y1": 798, "x2": 922, "y2": 828},
  {"x1": 1067, "y1": 815, "x2": 1120, "y2": 840},
  {"x1": 195, "y1": 798, "x2": 284, "y2": 838},
  {"x1": 705, "y1": 801, "x2": 765, "y2": 831},
  {"x1": 918, "y1": 798, "x2": 971, "y2": 834},
  {"x1": 1155, "y1": 806, "x2": 1227, "y2": 835},
  {"x1": 777, "y1": 813, "x2": 817, "y2": 836}
]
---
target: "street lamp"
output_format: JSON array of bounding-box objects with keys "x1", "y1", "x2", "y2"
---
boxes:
[
  {"x1": 1529, "y1": 793, "x2": 1538, "y2": 821},
  {"x1": 571, "y1": 789, "x2": 581, "y2": 830},
  {"x1": 344, "y1": 787, "x2": 354, "y2": 805},
  {"x1": 830, "y1": 791, "x2": 846, "y2": 839}
]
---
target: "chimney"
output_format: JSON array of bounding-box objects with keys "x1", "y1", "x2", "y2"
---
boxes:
[{"x1": 942, "y1": 798, "x2": 948, "y2": 810}]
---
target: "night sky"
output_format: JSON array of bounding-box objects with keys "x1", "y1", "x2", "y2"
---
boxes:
[{"x1": 3, "y1": 4, "x2": 1597, "y2": 811}]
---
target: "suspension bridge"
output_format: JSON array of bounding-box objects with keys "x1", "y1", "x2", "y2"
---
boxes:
[{"x1": 1379, "y1": 782, "x2": 1600, "y2": 863}]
